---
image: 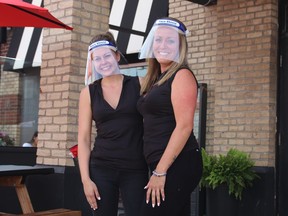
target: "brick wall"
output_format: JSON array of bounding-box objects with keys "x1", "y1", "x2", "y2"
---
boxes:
[
  {"x1": 37, "y1": 0, "x2": 110, "y2": 166},
  {"x1": 0, "y1": 94, "x2": 21, "y2": 124},
  {"x1": 169, "y1": 0, "x2": 278, "y2": 166}
]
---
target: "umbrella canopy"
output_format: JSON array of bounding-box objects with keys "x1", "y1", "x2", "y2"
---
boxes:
[{"x1": 0, "y1": 0, "x2": 73, "y2": 30}]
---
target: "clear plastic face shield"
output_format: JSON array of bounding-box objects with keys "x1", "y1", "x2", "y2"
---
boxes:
[
  {"x1": 85, "y1": 40, "x2": 121, "y2": 85},
  {"x1": 139, "y1": 19, "x2": 189, "y2": 63}
]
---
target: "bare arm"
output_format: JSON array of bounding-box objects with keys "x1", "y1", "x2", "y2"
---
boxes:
[
  {"x1": 78, "y1": 86, "x2": 92, "y2": 183},
  {"x1": 155, "y1": 68, "x2": 198, "y2": 173},
  {"x1": 78, "y1": 86, "x2": 100, "y2": 210}
]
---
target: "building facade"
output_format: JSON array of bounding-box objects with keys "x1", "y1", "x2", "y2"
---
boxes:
[{"x1": 0, "y1": 0, "x2": 287, "y2": 215}]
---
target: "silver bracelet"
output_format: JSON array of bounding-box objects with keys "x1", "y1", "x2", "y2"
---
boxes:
[{"x1": 152, "y1": 170, "x2": 167, "y2": 177}]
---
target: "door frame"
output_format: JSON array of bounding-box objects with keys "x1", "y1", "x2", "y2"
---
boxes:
[{"x1": 276, "y1": 0, "x2": 288, "y2": 215}]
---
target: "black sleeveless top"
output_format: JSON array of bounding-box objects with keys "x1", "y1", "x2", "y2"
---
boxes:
[
  {"x1": 89, "y1": 75, "x2": 147, "y2": 171},
  {"x1": 137, "y1": 67, "x2": 199, "y2": 164}
]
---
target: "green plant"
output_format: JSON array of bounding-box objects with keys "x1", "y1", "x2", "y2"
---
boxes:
[{"x1": 200, "y1": 148, "x2": 259, "y2": 200}]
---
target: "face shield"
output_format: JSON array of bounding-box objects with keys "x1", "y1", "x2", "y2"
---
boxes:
[
  {"x1": 138, "y1": 19, "x2": 189, "y2": 63},
  {"x1": 85, "y1": 40, "x2": 121, "y2": 85}
]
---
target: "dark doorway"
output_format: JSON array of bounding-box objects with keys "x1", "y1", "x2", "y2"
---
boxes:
[{"x1": 277, "y1": 0, "x2": 288, "y2": 215}]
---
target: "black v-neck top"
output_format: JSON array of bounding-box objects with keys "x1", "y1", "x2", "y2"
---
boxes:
[
  {"x1": 137, "y1": 67, "x2": 199, "y2": 164},
  {"x1": 89, "y1": 75, "x2": 147, "y2": 171}
]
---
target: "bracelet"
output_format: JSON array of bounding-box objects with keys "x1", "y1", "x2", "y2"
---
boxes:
[{"x1": 152, "y1": 170, "x2": 167, "y2": 177}]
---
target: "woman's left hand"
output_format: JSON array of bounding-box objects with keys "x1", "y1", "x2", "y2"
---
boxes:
[{"x1": 144, "y1": 175, "x2": 166, "y2": 207}]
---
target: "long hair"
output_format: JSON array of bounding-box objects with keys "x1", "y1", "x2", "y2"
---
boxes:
[{"x1": 140, "y1": 17, "x2": 189, "y2": 95}]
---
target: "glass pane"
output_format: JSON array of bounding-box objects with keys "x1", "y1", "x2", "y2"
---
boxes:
[
  {"x1": 120, "y1": 65, "x2": 147, "y2": 77},
  {"x1": 0, "y1": 66, "x2": 40, "y2": 147}
]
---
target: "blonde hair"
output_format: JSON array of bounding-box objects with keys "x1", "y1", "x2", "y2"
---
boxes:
[{"x1": 140, "y1": 18, "x2": 189, "y2": 95}]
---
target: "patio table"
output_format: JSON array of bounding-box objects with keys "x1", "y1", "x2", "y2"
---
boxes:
[{"x1": 0, "y1": 165, "x2": 54, "y2": 214}]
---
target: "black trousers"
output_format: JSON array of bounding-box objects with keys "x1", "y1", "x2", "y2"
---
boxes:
[
  {"x1": 89, "y1": 165, "x2": 148, "y2": 216},
  {"x1": 139, "y1": 148, "x2": 203, "y2": 216}
]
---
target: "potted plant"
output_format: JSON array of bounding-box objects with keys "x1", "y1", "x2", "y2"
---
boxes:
[
  {"x1": 200, "y1": 148, "x2": 259, "y2": 216},
  {"x1": 0, "y1": 131, "x2": 15, "y2": 146}
]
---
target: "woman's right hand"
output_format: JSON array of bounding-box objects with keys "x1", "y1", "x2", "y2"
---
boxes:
[{"x1": 83, "y1": 179, "x2": 101, "y2": 210}]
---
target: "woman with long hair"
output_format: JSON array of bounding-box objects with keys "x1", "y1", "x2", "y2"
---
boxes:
[{"x1": 137, "y1": 17, "x2": 203, "y2": 215}]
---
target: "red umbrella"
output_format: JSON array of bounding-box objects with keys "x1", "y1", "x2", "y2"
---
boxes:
[{"x1": 0, "y1": 0, "x2": 73, "y2": 30}]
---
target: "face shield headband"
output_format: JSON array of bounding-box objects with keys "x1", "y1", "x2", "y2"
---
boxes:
[
  {"x1": 138, "y1": 19, "x2": 189, "y2": 63},
  {"x1": 85, "y1": 40, "x2": 120, "y2": 85},
  {"x1": 153, "y1": 19, "x2": 189, "y2": 36}
]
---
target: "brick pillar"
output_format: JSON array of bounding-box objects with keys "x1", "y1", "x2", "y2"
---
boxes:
[{"x1": 37, "y1": 0, "x2": 110, "y2": 166}]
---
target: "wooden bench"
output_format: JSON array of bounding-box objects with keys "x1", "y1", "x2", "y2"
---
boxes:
[{"x1": 0, "y1": 209, "x2": 81, "y2": 216}]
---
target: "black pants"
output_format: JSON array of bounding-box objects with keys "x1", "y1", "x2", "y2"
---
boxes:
[
  {"x1": 139, "y1": 148, "x2": 203, "y2": 216},
  {"x1": 89, "y1": 165, "x2": 148, "y2": 216}
]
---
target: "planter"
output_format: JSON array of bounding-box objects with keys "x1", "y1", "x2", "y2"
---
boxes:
[
  {"x1": 0, "y1": 146, "x2": 36, "y2": 165},
  {"x1": 206, "y1": 184, "x2": 240, "y2": 216},
  {"x1": 205, "y1": 167, "x2": 275, "y2": 216}
]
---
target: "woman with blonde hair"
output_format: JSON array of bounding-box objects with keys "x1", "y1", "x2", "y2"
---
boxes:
[{"x1": 137, "y1": 17, "x2": 203, "y2": 215}]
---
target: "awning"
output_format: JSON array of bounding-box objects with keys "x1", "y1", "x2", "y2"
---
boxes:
[
  {"x1": 3, "y1": 26, "x2": 42, "y2": 71},
  {"x1": 109, "y1": 0, "x2": 168, "y2": 58}
]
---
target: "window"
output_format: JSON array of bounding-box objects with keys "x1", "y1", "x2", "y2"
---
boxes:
[{"x1": 0, "y1": 67, "x2": 40, "y2": 146}]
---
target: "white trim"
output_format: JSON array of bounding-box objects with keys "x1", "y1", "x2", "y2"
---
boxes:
[
  {"x1": 132, "y1": 0, "x2": 153, "y2": 32},
  {"x1": 33, "y1": 31, "x2": 42, "y2": 67},
  {"x1": 126, "y1": 34, "x2": 144, "y2": 54},
  {"x1": 14, "y1": 27, "x2": 34, "y2": 69},
  {"x1": 32, "y1": 0, "x2": 42, "y2": 6},
  {"x1": 110, "y1": 29, "x2": 119, "y2": 41},
  {"x1": 109, "y1": 0, "x2": 127, "y2": 26}
]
